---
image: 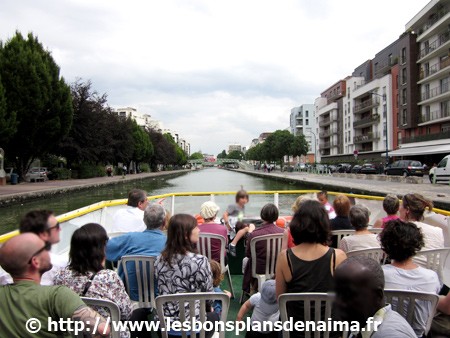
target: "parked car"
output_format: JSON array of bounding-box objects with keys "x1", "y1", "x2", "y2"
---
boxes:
[
  {"x1": 359, "y1": 163, "x2": 378, "y2": 174},
  {"x1": 350, "y1": 165, "x2": 361, "y2": 173},
  {"x1": 337, "y1": 163, "x2": 352, "y2": 173},
  {"x1": 328, "y1": 165, "x2": 338, "y2": 173},
  {"x1": 432, "y1": 155, "x2": 450, "y2": 183},
  {"x1": 384, "y1": 160, "x2": 424, "y2": 177},
  {"x1": 25, "y1": 167, "x2": 49, "y2": 182}
]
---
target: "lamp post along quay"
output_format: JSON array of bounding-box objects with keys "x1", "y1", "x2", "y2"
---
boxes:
[
  {"x1": 370, "y1": 92, "x2": 389, "y2": 166},
  {"x1": 307, "y1": 130, "x2": 317, "y2": 164}
]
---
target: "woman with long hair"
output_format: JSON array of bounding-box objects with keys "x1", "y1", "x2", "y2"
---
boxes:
[
  {"x1": 276, "y1": 200, "x2": 347, "y2": 338},
  {"x1": 155, "y1": 214, "x2": 217, "y2": 338},
  {"x1": 54, "y1": 223, "x2": 132, "y2": 338}
]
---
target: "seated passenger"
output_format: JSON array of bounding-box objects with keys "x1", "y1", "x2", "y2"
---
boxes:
[
  {"x1": 317, "y1": 191, "x2": 336, "y2": 219},
  {"x1": 210, "y1": 259, "x2": 231, "y2": 315},
  {"x1": 0, "y1": 233, "x2": 110, "y2": 337},
  {"x1": 330, "y1": 194, "x2": 352, "y2": 231},
  {"x1": 0, "y1": 209, "x2": 67, "y2": 286},
  {"x1": 379, "y1": 219, "x2": 441, "y2": 337},
  {"x1": 236, "y1": 279, "x2": 279, "y2": 338},
  {"x1": 431, "y1": 291, "x2": 450, "y2": 336},
  {"x1": 335, "y1": 256, "x2": 416, "y2": 338},
  {"x1": 111, "y1": 189, "x2": 148, "y2": 233},
  {"x1": 399, "y1": 193, "x2": 444, "y2": 268},
  {"x1": 242, "y1": 203, "x2": 284, "y2": 294},
  {"x1": 339, "y1": 205, "x2": 380, "y2": 253},
  {"x1": 106, "y1": 204, "x2": 167, "y2": 301},
  {"x1": 373, "y1": 194, "x2": 400, "y2": 228},
  {"x1": 197, "y1": 201, "x2": 228, "y2": 264},
  {"x1": 282, "y1": 195, "x2": 311, "y2": 251},
  {"x1": 276, "y1": 199, "x2": 346, "y2": 338},
  {"x1": 224, "y1": 189, "x2": 255, "y2": 257},
  {"x1": 54, "y1": 223, "x2": 132, "y2": 338},
  {"x1": 155, "y1": 214, "x2": 218, "y2": 338}
]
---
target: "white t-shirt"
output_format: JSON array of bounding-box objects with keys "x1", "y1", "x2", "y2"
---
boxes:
[
  {"x1": 339, "y1": 233, "x2": 380, "y2": 253},
  {"x1": 111, "y1": 206, "x2": 146, "y2": 233},
  {"x1": 249, "y1": 293, "x2": 280, "y2": 333},
  {"x1": 383, "y1": 264, "x2": 441, "y2": 337},
  {"x1": 412, "y1": 221, "x2": 444, "y2": 268}
]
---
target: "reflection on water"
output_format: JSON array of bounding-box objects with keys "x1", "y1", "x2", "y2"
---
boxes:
[{"x1": 0, "y1": 168, "x2": 310, "y2": 235}]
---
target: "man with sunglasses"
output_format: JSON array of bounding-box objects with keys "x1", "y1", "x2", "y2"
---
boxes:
[
  {"x1": 0, "y1": 209, "x2": 67, "y2": 285},
  {"x1": 0, "y1": 233, "x2": 110, "y2": 337}
]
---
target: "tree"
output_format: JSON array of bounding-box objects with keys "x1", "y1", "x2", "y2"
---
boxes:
[
  {"x1": 0, "y1": 76, "x2": 17, "y2": 144},
  {"x1": 0, "y1": 32, "x2": 73, "y2": 176},
  {"x1": 189, "y1": 152, "x2": 203, "y2": 160},
  {"x1": 227, "y1": 150, "x2": 244, "y2": 160},
  {"x1": 263, "y1": 130, "x2": 294, "y2": 169},
  {"x1": 132, "y1": 120, "x2": 153, "y2": 164},
  {"x1": 290, "y1": 134, "x2": 309, "y2": 159},
  {"x1": 217, "y1": 150, "x2": 227, "y2": 159}
]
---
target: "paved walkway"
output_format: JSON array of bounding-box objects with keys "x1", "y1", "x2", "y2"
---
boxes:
[{"x1": 0, "y1": 170, "x2": 189, "y2": 206}]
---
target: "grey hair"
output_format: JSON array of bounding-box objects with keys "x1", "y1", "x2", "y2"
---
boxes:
[
  {"x1": 383, "y1": 194, "x2": 400, "y2": 215},
  {"x1": 349, "y1": 204, "x2": 370, "y2": 230},
  {"x1": 143, "y1": 204, "x2": 166, "y2": 230},
  {"x1": 339, "y1": 256, "x2": 385, "y2": 290}
]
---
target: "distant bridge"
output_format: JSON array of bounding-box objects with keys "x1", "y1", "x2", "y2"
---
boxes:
[{"x1": 187, "y1": 159, "x2": 241, "y2": 166}]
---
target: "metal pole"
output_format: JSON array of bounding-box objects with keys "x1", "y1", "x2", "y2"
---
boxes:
[{"x1": 307, "y1": 131, "x2": 317, "y2": 164}]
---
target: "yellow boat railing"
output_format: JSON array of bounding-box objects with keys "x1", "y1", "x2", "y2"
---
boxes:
[{"x1": 1, "y1": 189, "x2": 449, "y2": 244}]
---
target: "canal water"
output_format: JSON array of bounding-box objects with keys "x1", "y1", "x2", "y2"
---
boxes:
[{"x1": 0, "y1": 168, "x2": 310, "y2": 235}]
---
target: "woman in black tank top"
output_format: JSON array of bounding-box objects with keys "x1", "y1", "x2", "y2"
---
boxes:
[{"x1": 275, "y1": 200, "x2": 347, "y2": 338}]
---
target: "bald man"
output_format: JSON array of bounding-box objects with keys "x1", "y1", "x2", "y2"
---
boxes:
[
  {"x1": 0, "y1": 233, "x2": 110, "y2": 337},
  {"x1": 334, "y1": 256, "x2": 416, "y2": 338}
]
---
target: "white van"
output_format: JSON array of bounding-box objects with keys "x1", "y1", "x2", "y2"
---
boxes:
[{"x1": 433, "y1": 155, "x2": 450, "y2": 182}]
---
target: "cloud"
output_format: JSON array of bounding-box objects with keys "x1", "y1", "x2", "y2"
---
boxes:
[{"x1": 0, "y1": 0, "x2": 428, "y2": 154}]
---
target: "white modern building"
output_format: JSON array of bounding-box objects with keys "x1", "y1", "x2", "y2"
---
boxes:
[{"x1": 289, "y1": 104, "x2": 316, "y2": 161}]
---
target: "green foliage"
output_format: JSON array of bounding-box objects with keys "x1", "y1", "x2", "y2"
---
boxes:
[
  {"x1": 0, "y1": 32, "x2": 73, "y2": 176},
  {"x1": 217, "y1": 150, "x2": 227, "y2": 159},
  {"x1": 189, "y1": 152, "x2": 203, "y2": 160},
  {"x1": 227, "y1": 150, "x2": 244, "y2": 160},
  {"x1": 51, "y1": 167, "x2": 72, "y2": 180},
  {"x1": 0, "y1": 75, "x2": 17, "y2": 143},
  {"x1": 132, "y1": 120, "x2": 153, "y2": 162},
  {"x1": 139, "y1": 163, "x2": 150, "y2": 172},
  {"x1": 73, "y1": 163, "x2": 105, "y2": 179},
  {"x1": 290, "y1": 134, "x2": 309, "y2": 157},
  {"x1": 263, "y1": 130, "x2": 294, "y2": 167}
]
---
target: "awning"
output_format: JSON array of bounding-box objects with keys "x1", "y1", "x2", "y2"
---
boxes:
[{"x1": 387, "y1": 143, "x2": 450, "y2": 157}]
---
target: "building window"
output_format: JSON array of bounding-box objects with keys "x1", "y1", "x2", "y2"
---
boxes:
[
  {"x1": 402, "y1": 68, "x2": 407, "y2": 84},
  {"x1": 383, "y1": 104, "x2": 387, "y2": 118},
  {"x1": 398, "y1": 132, "x2": 402, "y2": 145},
  {"x1": 305, "y1": 119, "x2": 309, "y2": 125},
  {"x1": 401, "y1": 109, "x2": 407, "y2": 125},
  {"x1": 402, "y1": 88, "x2": 407, "y2": 105},
  {"x1": 306, "y1": 111, "x2": 309, "y2": 117},
  {"x1": 401, "y1": 48, "x2": 406, "y2": 64}
]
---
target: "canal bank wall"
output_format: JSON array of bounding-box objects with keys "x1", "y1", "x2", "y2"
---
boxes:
[
  {"x1": 0, "y1": 170, "x2": 191, "y2": 207},
  {"x1": 233, "y1": 168, "x2": 450, "y2": 211}
]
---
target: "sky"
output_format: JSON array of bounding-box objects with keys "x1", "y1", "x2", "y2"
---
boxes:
[{"x1": 0, "y1": 0, "x2": 429, "y2": 155}]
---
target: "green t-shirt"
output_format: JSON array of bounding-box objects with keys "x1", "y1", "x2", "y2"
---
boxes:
[{"x1": 0, "y1": 280, "x2": 86, "y2": 337}]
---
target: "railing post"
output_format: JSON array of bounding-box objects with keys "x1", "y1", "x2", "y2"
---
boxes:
[
  {"x1": 274, "y1": 193, "x2": 279, "y2": 208},
  {"x1": 210, "y1": 194, "x2": 215, "y2": 202},
  {"x1": 171, "y1": 195, "x2": 175, "y2": 216}
]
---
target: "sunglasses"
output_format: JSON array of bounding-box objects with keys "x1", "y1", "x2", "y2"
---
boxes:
[
  {"x1": 28, "y1": 241, "x2": 52, "y2": 264},
  {"x1": 47, "y1": 222, "x2": 60, "y2": 231}
]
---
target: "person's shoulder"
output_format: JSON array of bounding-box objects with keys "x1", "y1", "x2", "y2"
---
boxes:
[
  {"x1": 373, "y1": 309, "x2": 416, "y2": 337},
  {"x1": 249, "y1": 292, "x2": 261, "y2": 305}
]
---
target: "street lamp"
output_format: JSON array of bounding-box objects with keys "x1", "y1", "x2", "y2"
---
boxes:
[
  {"x1": 306, "y1": 131, "x2": 317, "y2": 163},
  {"x1": 370, "y1": 92, "x2": 389, "y2": 166}
]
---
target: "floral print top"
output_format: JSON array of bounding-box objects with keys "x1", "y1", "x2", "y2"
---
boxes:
[
  {"x1": 155, "y1": 252, "x2": 213, "y2": 322},
  {"x1": 54, "y1": 267, "x2": 132, "y2": 338}
]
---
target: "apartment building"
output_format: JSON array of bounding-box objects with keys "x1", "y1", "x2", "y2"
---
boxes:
[
  {"x1": 289, "y1": 104, "x2": 316, "y2": 161},
  {"x1": 397, "y1": 0, "x2": 450, "y2": 160}
]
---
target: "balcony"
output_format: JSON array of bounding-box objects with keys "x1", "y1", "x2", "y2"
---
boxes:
[
  {"x1": 419, "y1": 108, "x2": 450, "y2": 125},
  {"x1": 353, "y1": 98, "x2": 379, "y2": 114},
  {"x1": 420, "y1": 83, "x2": 450, "y2": 102},
  {"x1": 320, "y1": 141, "x2": 331, "y2": 149},
  {"x1": 418, "y1": 30, "x2": 450, "y2": 60},
  {"x1": 319, "y1": 115, "x2": 338, "y2": 127},
  {"x1": 319, "y1": 128, "x2": 338, "y2": 138},
  {"x1": 402, "y1": 130, "x2": 450, "y2": 144},
  {"x1": 419, "y1": 58, "x2": 450, "y2": 82},
  {"x1": 417, "y1": 6, "x2": 450, "y2": 37},
  {"x1": 353, "y1": 114, "x2": 380, "y2": 128},
  {"x1": 353, "y1": 132, "x2": 380, "y2": 144}
]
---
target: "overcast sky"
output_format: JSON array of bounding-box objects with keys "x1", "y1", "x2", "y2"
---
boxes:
[{"x1": 0, "y1": 0, "x2": 428, "y2": 155}]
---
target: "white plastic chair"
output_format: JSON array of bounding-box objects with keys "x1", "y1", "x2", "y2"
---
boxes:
[
  {"x1": 413, "y1": 247, "x2": 450, "y2": 283},
  {"x1": 346, "y1": 248, "x2": 387, "y2": 264},
  {"x1": 331, "y1": 230, "x2": 355, "y2": 248},
  {"x1": 278, "y1": 293, "x2": 334, "y2": 338},
  {"x1": 155, "y1": 292, "x2": 230, "y2": 338},
  {"x1": 384, "y1": 289, "x2": 439, "y2": 336},
  {"x1": 198, "y1": 233, "x2": 235, "y2": 298},
  {"x1": 120, "y1": 255, "x2": 156, "y2": 310},
  {"x1": 368, "y1": 227, "x2": 383, "y2": 235},
  {"x1": 240, "y1": 233, "x2": 283, "y2": 303},
  {"x1": 74, "y1": 297, "x2": 121, "y2": 338}
]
